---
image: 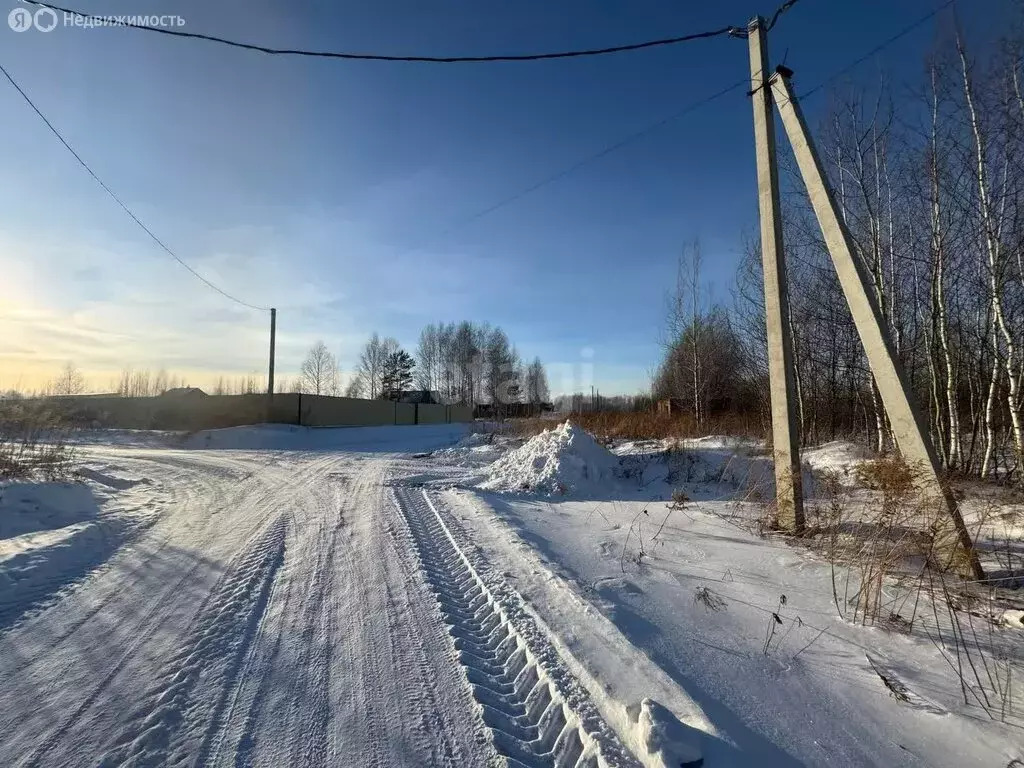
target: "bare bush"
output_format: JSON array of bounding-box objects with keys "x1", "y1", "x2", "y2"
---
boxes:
[
  {"x1": 694, "y1": 585, "x2": 727, "y2": 613},
  {"x1": 0, "y1": 401, "x2": 76, "y2": 481},
  {"x1": 803, "y1": 458, "x2": 1022, "y2": 720}
]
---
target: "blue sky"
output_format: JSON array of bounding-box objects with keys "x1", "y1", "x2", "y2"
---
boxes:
[{"x1": 0, "y1": 0, "x2": 1009, "y2": 393}]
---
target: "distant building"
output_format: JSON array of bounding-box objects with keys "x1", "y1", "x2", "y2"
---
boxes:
[
  {"x1": 392, "y1": 390, "x2": 442, "y2": 404},
  {"x1": 160, "y1": 387, "x2": 208, "y2": 399}
]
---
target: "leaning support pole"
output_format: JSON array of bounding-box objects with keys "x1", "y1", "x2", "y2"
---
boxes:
[
  {"x1": 770, "y1": 69, "x2": 984, "y2": 580},
  {"x1": 748, "y1": 17, "x2": 804, "y2": 533}
]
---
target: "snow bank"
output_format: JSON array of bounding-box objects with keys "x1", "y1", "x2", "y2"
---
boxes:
[
  {"x1": 433, "y1": 431, "x2": 507, "y2": 467},
  {"x1": 68, "y1": 429, "x2": 177, "y2": 448},
  {"x1": 0, "y1": 482, "x2": 98, "y2": 540},
  {"x1": 802, "y1": 440, "x2": 872, "y2": 484},
  {"x1": 183, "y1": 423, "x2": 468, "y2": 452},
  {"x1": 631, "y1": 699, "x2": 703, "y2": 768},
  {"x1": 76, "y1": 466, "x2": 149, "y2": 491},
  {"x1": 1, "y1": 460, "x2": 162, "y2": 628},
  {"x1": 480, "y1": 421, "x2": 619, "y2": 495},
  {"x1": 681, "y1": 435, "x2": 760, "y2": 452},
  {"x1": 999, "y1": 609, "x2": 1024, "y2": 629}
]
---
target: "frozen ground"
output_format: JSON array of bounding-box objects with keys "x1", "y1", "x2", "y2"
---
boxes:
[{"x1": 1, "y1": 422, "x2": 1021, "y2": 767}]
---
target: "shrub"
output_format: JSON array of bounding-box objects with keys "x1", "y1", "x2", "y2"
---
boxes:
[
  {"x1": 508, "y1": 411, "x2": 766, "y2": 442},
  {"x1": 0, "y1": 400, "x2": 76, "y2": 481}
]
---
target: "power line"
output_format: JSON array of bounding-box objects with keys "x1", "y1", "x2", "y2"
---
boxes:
[
  {"x1": 400, "y1": 78, "x2": 748, "y2": 253},
  {"x1": 405, "y1": 0, "x2": 953, "y2": 256},
  {"x1": 766, "y1": 0, "x2": 802, "y2": 31},
  {"x1": 0, "y1": 60, "x2": 270, "y2": 312},
  {"x1": 4, "y1": 0, "x2": 807, "y2": 312},
  {"x1": 273, "y1": 77, "x2": 748, "y2": 311},
  {"x1": 21, "y1": 0, "x2": 803, "y2": 63},
  {"x1": 800, "y1": 0, "x2": 956, "y2": 99}
]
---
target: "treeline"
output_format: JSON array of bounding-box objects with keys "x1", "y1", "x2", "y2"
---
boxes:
[
  {"x1": 121, "y1": 368, "x2": 265, "y2": 397},
  {"x1": 654, "y1": 242, "x2": 763, "y2": 425},
  {"x1": 658, "y1": 26, "x2": 1024, "y2": 481},
  {"x1": 1, "y1": 364, "x2": 268, "y2": 399},
  {"x1": 296, "y1": 322, "x2": 550, "y2": 407},
  {"x1": 553, "y1": 393, "x2": 654, "y2": 413}
]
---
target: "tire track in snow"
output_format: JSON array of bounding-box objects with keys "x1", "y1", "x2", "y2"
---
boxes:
[
  {"x1": 380, "y1": 521, "x2": 467, "y2": 768},
  {"x1": 97, "y1": 514, "x2": 288, "y2": 767},
  {"x1": 207, "y1": 454, "x2": 352, "y2": 768},
  {"x1": 394, "y1": 486, "x2": 642, "y2": 768},
  {"x1": 11, "y1": 451, "x2": 261, "y2": 667},
  {"x1": 5, "y1": 450, "x2": 347, "y2": 766},
  {"x1": 15, "y1": 461, "x2": 241, "y2": 768},
  {"x1": 278, "y1": 476, "x2": 345, "y2": 768},
  {"x1": 21, "y1": 456, "x2": 233, "y2": 653},
  {"x1": 0, "y1": 454, "x2": 224, "y2": 640},
  {"x1": 324, "y1": 457, "x2": 492, "y2": 768},
  {"x1": 197, "y1": 564, "x2": 286, "y2": 768},
  {"x1": 336, "y1": 462, "x2": 392, "y2": 768}
]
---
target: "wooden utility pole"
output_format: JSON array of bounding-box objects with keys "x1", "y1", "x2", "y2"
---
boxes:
[
  {"x1": 748, "y1": 16, "x2": 804, "y2": 533},
  {"x1": 268, "y1": 307, "x2": 277, "y2": 400},
  {"x1": 769, "y1": 69, "x2": 984, "y2": 580}
]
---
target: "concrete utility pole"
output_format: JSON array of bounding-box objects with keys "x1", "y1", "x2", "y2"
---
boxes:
[
  {"x1": 769, "y1": 70, "x2": 984, "y2": 580},
  {"x1": 748, "y1": 16, "x2": 804, "y2": 533},
  {"x1": 268, "y1": 308, "x2": 277, "y2": 400}
]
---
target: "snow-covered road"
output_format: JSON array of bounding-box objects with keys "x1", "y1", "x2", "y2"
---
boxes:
[
  {"x1": 7, "y1": 424, "x2": 1019, "y2": 767},
  {"x1": 0, "y1": 430, "x2": 489, "y2": 766},
  {"x1": 0, "y1": 426, "x2": 647, "y2": 767}
]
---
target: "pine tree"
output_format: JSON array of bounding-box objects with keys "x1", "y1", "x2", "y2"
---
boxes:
[{"x1": 381, "y1": 350, "x2": 415, "y2": 400}]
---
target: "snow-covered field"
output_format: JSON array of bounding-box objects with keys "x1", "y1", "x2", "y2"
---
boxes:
[{"x1": 1, "y1": 422, "x2": 1021, "y2": 767}]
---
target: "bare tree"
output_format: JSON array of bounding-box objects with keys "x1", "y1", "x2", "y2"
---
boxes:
[
  {"x1": 51, "y1": 362, "x2": 85, "y2": 396},
  {"x1": 344, "y1": 373, "x2": 366, "y2": 398},
  {"x1": 524, "y1": 357, "x2": 550, "y2": 406},
  {"x1": 356, "y1": 334, "x2": 400, "y2": 399},
  {"x1": 300, "y1": 341, "x2": 338, "y2": 396},
  {"x1": 660, "y1": 241, "x2": 728, "y2": 425},
  {"x1": 153, "y1": 368, "x2": 169, "y2": 395},
  {"x1": 957, "y1": 32, "x2": 1024, "y2": 472},
  {"x1": 416, "y1": 324, "x2": 440, "y2": 392},
  {"x1": 484, "y1": 327, "x2": 518, "y2": 407}
]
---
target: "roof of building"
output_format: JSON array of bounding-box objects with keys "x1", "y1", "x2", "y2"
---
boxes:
[{"x1": 160, "y1": 387, "x2": 208, "y2": 398}]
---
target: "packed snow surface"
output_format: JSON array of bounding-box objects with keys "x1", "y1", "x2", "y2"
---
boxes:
[
  {"x1": 2, "y1": 422, "x2": 1021, "y2": 767},
  {"x1": 480, "y1": 420, "x2": 620, "y2": 495}
]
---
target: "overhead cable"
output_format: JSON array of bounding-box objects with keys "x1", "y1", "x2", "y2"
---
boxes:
[
  {"x1": 800, "y1": 0, "x2": 955, "y2": 99},
  {"x1": 0, "y1": 60, "x2": 270, "y2": 311},
  {"x1": 20, "y1": 0, "x2": 803, "y2": 63}
]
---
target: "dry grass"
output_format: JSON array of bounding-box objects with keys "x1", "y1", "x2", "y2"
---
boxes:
[
  {"x1": 0, "y1": 401, "x2": 77, "y2": 481},
  {"x1": 507, "y1": 411, "x2": 766, "y2": 442},
  {"x1": 807, "y1": 457, "x2": 968, "y2": 626},
  {"x1": 694, "y1": 585, "x2": 727, "y2": 612},
  {"x1": 804, "y1": 456, "x2": 1022, "y2": 721}
]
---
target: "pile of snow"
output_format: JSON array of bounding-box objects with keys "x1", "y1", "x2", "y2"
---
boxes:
[
  {"x1": 480, "y1": 421, "x2": 619, "y2": 495},
  {"x1": 999, "y1": 609, "x2": 1024, "y2": 629},
  {"x1": 681, "y1": 435, "x2": 760, "y2": 452},
  {"x1": 802, "y1": 440, "x2": 872, "y2": 484},
  {"x1": 433, "y1": 431, "x2": 506, "y2": 467},
  {"x1": 630, "y1": 699, "x2": 703, "y2": 768}
]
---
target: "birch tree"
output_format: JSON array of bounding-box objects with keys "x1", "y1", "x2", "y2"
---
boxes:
[{"x1": 300, "y1": 341, "x2": 338, "y2": 396}]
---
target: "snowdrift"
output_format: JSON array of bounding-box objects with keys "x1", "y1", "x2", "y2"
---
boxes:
[
  {"x1": 480, "y1": 421, "x2": 619, "y2": 495},
  {"x1": 433, "y1": 431, "x2": 506, "y2": 467},
  {"x1": 802, "y1": 440, "x2": 873, "y2": 485}
]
